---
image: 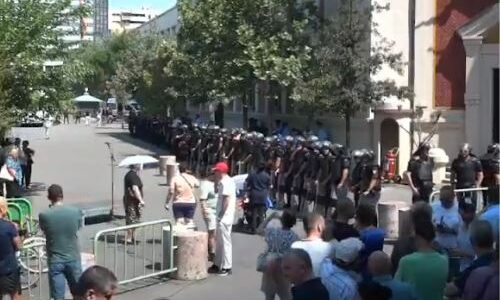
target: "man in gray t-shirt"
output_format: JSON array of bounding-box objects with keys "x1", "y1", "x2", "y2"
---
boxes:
[{"x1": 39, "y1": 184, "x2": 83, "y2": 300}]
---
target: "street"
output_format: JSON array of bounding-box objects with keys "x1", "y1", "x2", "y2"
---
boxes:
[{"x1": 18, "y1": 123, "x2": 266, "y2": 300}]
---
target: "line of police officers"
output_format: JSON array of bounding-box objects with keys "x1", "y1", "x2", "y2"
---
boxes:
[{"x1": 129, "y1": 115, "x2": 499, "y2": 214}]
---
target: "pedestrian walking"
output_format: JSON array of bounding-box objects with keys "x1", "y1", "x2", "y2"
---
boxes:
[
  {"x1": 39, "y1": 184, "x2": 83, "y2": 300},
  {"x1": 281, "y1": 248, "x2": 329, "y2": 300},
  {"x1": 208, "y1": 162, "x2": 236, "y2": 276},
  {"x1": 246, "y1": 162, "x2": 272, "y2": 233},
  {"x1": 75, "y1": 111, "x2": 81, "y2": 124},
  {"x1": 85, "y1": 112, "x2": 90, "y2": 126},
  {"x1": 258, "y1": 210, "x2": 298, "y2": 300},
  {"x1": 96, "y1": 110, "x2": 102, "y2": 127},
  {"x1": 0, "y1": 198, "x2": 22, "y2": 300},
  {"x1": 166, "y1": 162, "x2": 199, "y2": 227},
  {"x1": 63, "y1": 110, "x2": 69, "y2": 124},
  {"x1": 76, "y1": 265, "x2": 118, "y2": 300},
  {"x1": 21, "y1": 140, "x2": 34, "y2": 189},
  {"x1": 123, "y1": 164, "x2": 144, "y2": 243},
  {"x1": 44, "y1": 115, "x2": 53, "y2": 139},
  {"x1": 199, "y1": 170, "x2": 218, "y2": 260}
]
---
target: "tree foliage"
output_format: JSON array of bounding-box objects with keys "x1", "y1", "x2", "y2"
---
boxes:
[
  {"x1": 293, "y1": 0, "x2": 408, "y2": 147},
  {"x1": 0, "y1": 0, "x2": 90, "y2": 135}
]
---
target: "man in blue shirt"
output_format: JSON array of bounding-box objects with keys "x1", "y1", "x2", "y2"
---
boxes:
[
  {"x1": 0, "y1": 198, "x2": 22, "y2": 300},
  {"x1": 480, "y1": 187, "x2": 499, "y2": 242},
  {"x1": 368, "y1": 251, "x2": 416, "y2": 300}
]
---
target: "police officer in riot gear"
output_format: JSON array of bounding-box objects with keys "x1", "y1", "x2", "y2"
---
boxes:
[
  {"x1": 359, "y1": 150, "x2": 381, "y2": 207},
  {"x1": 350, "y1": 149, "x2": 365, "y2": 206},
  {"x1": 451, "y1": 143, "x2": 484, "y2": 209},
  {"x1": 330, "y1": 144, "x2": 350, "y2": 202},
  {"x1": 405, "y1": 143, "x2": 434, "y2": 203},
  {"x1": 480, "y1": 143, "x2": 499, "y2": 205}
]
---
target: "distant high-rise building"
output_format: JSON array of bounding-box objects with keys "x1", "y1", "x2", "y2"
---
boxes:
[{"x1": 94, "y1": 0, "x2": 109, "y2": 39}]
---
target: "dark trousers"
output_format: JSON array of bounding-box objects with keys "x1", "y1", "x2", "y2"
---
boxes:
[
  {"x1": 250, "y1": 203, "x2": 267, "y2": 232},
  {"x1": 22, "y1": 164, "x2": 32, "y2": 187}
]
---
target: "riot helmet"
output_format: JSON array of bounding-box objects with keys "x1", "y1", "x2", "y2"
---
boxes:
[{"x1": 459, "y1": 143, "x2": 472, "y2": 158}]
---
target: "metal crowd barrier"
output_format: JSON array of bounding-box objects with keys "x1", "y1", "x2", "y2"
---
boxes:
[
  {"x1": 93, "y1": 219, "x2": 177, "y2": 285},
  {"x1": 429, "y1": 187, "x2": 488, "y2": 212},
  {"x1": 20, "y1": 241, "x2": 48, "y2": 300}
]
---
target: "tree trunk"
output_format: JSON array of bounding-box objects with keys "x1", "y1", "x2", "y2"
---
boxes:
[
  {"x1": 215, "y1": 102, "x2": 224, "y2": 128},
  {"x1": 242, "y1": 90, "x2": 249, "y2": 129},
  {"x1": 345, "y1": 113, "x2": 351, "y2": 149}
]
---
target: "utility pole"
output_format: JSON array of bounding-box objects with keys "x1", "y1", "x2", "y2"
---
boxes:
[{"x1": 408, "y1": 0, "x2": 416, "y2": 153}]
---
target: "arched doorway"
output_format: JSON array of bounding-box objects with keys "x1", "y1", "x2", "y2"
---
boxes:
[{"x1": 380, "y1": 118, "x2": 400, "y2": 172}]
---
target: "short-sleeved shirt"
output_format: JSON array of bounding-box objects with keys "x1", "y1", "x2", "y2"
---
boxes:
[
  {"x1": 124, "y1": 170, "x2": 143, "y2": 198},
  {"x1": 0, "y1": 219, "x2": 18, "y2": 276},
  {"x1": 216, "y1": 175, "x2": 237, "y2": 224},
  {"x1": 291, "y1": 277, "x2": 330, "y2": 300},
  {"x1": 480, "y1": 204, "x2": 499, "y2": 242},
  {"x1": 407, "y1": 158, "x2": 433, "y2": 185},
  {"x1": 451, "y1": 157, "x2": 482, "y2": 187},
  {"x1": 39, "y1": 205, "x2": 83, "y2": 263},
  {"x1": 432, "y1": 201, "x2": 461, "y2": 249},
  {"x1": 246, "y1": 170, "x2": 271, "y2": 204},
  {"x1": 170, "y1": 173, "x2": 199, "y2": 203},
  {"x1": 395, "y1": 251, "x2": 448, "y2": 300},
  {"x1": 199, "y1": 180, "x2": 217, "y2": 210},
  {"x1": 292, "y1": 239, "x2": 333, "y2": 277}
]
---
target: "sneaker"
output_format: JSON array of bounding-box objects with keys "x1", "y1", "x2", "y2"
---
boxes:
[
  {"x1": 216, "y1": 269, "x2": 232, "y2": 276},
  {"x1": 208, "y1": 264, "x2": 219, "y2": 274}
]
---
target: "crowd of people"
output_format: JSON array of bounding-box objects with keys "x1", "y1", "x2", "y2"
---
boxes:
[
  {"x1": 254, "y1": 187, "x2": 498, "y2": 300},
  {"x1": 0, "y1": 185, "x2": 120, "y2": 300},
  {"x1": 0, "y1": 138, "x2": 35, "y2": 198}
]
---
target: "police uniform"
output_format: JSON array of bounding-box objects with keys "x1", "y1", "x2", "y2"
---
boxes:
[
  {"x1": 451, "y1": 155, "x2": 483, "y2": 209},
  {"x1": 359, "y1": 163, "x2": 381, "y2": 207},
  {"x1": 407, "y1": 157, "x2": 434, "y2": 202},
  {"x1": 481, "y1": 152, "x2": 500, "y2": 205},
  {"x1": 330, "y1": 154, "x2": 350, "y2": 202}
]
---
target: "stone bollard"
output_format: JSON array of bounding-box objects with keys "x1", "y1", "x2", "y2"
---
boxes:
[
  {"x1": 398, "y1": 207, "x2": 412, "y2": 238},
  {"x1": 377, "y1": 201, "x2": 409, "y2": 240},
  {"x1": 166, "y1": 162, "x2": 179, "y2": 186},
  {"x1": 159, "y1": 156, "x2": 169, "y2": 176},
  {"x1": 174, "y1": 230, "x2": 208, "y2": 280}
]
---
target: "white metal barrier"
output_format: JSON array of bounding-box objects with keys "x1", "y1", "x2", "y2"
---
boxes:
[
  {"x1": 93, "y1": 219, "x2": 177, "y2": 285},
  {"x1": 19, "y1": 240, "x2": 48, "y2": 300},
  {"x1": 429, "y1": 187, "x2": 488, "y2": 211}
]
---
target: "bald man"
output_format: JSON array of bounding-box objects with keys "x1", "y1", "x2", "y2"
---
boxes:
[
  {"x1": 282, "y1": 248, "x2": 329, "y2": 300},
  {"x1": 292, "y1": 213, "x2": 333, "y2": 276},
  {"x1": 368, "y1": 251, "x2": 416, "y2": 300}
]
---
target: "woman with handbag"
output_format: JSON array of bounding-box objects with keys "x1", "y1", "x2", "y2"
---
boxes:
[
  {"x1": 258, "y1": 210, "x2": 298, "y2": 300},
  {"x1": 166, "y1": 162, "x2": 200, "y2": 227}
]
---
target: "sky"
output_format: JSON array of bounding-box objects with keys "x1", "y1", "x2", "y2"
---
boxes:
[{"x1": 109, "y1": 0, "x2": 176, "y2": 12}]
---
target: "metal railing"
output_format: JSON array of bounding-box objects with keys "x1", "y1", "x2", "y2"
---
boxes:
[
  {"x1": 19, "y1": 240, "x2": 48, "y2": 300},
  {"x1": 429, "y1": 187, "x2": 488, "y2": 211},
  {"x1": 93, "y1": 219, "x2": 177, "y2": 285}
]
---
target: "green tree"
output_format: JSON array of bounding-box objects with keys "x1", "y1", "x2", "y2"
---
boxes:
[
  {"x1": 0, "y1": 0, "x2": 89, "y2": 135},
  {"x1": 293, "y1": 0, "x2": 408, "y2": 147}
]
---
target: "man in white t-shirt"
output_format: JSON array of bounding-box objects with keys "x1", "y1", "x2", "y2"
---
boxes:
[
  {"x1": 292, "y1": 213, "x2": 333, "y2": 277},
  {"x1": 432, "y1": 186, "x2": 461, "y2": 250},
  {"x1": 209, "y1": 162, "x2": 236, "y2": 276}
]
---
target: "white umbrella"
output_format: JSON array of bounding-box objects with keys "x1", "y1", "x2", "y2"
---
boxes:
[{"x1": 118, "y1": 155, "x2": 159, "y2": 168}]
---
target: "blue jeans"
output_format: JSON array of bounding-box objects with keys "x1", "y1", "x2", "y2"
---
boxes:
[{"x1": 48, "y1": 260, "x2": 82, "y2": 300}]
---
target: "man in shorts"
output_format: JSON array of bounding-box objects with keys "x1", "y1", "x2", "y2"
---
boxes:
[{"x1": 199, "y1": 171, "x2": 218, "y2": 261}]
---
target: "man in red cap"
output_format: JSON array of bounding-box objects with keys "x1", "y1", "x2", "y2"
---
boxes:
[{"x1": 208, "y1": 161, "x2": 236, "y2": 276}]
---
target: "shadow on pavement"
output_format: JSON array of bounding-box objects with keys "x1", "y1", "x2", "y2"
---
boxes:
[{"x1": 96, "y1": 132, "x2": 167, "y2": 156}]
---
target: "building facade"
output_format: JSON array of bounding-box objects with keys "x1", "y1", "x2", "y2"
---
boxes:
[
  {"x1": 109, "y1": 7, "x2": 159, "y2": 33},
  {"x1": 93, "y1": 0, "x2": 109, "y2": 39},
  {"x1": 136, "y1": 0, "x2": 499, "y2": 175}
]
